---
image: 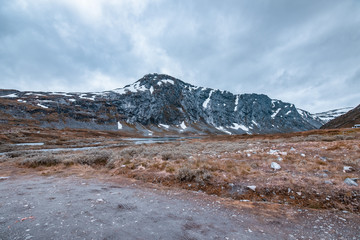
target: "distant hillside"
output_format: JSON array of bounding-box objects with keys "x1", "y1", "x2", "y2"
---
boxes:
[
  {"x1": 321, "y1": 105, "x2": 360, "y2": 129},
  {"x1": 314, "y1": 107, "x2": 354, "y2": 123}
]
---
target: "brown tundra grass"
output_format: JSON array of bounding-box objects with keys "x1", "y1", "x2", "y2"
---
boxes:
[{"x1": 1, "y1": 128, "x2": 360, "y2": 212}]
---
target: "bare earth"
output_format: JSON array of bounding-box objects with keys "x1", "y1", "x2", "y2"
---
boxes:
[{"x1": 1, "y1": 174, "x2": 359, "y2": 240}]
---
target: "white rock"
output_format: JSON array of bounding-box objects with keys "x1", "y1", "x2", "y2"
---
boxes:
[
  {"x1": 247, "y1": 185, "x2": 256, "y2": 191},
  {"x1": 271, "y1": 162, "x2": 281, "y2": 170},
  {"x1": 344, "y1": 178, "x2": 358, "y2": 186},
  {"x1": 343, "y1": 166, "x2": 354, "y2": 173}
]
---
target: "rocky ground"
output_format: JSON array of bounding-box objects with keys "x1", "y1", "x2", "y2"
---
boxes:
[{"x1": 0, "y1": 127, "x2": 360, "y2": 239}]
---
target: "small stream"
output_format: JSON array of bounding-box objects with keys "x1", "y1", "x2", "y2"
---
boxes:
[{"x1": 0, "y1": 137, "x2": 199, "y2": 156}]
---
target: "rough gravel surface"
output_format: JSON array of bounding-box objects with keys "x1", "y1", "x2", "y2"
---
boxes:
[{"x1": 0, "y1": 175, "x2": 359, "y2": 240}]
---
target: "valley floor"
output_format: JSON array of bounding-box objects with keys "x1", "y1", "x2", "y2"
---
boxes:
[{"x1": 0, "y1": 127, "x2": 360, "y2": 239}]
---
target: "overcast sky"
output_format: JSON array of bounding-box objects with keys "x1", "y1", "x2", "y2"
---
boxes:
[{"x1": 1, "y1": 0, "x2": 359, "y2": 112}]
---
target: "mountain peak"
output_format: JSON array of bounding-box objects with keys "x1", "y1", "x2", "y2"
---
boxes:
[{"x1": 137, "y1": 73, "x2": 188, "y2": 88}]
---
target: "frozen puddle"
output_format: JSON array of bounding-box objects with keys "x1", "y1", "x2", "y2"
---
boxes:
[
  {"x1": 14, "y1": 143, "x2": 44, "y2": 146},
  {"x1": 124, "y1": 137, "x2": 197, "y2": 145},
  {"x1": 1, "y1": 137, "x2": 199, "y2": 155}
]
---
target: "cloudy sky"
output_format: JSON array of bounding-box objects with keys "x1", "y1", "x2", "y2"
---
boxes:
[{"x1": 0, "y1": 0, "x2": 359, "y2": 113}]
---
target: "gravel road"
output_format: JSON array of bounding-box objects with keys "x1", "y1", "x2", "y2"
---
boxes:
[{"x1": 0, "y1": 175, "x2": 359, "y2": 240}]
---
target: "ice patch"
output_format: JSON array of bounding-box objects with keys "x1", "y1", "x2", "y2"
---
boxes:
[
  {"x1": 0, "y1": 93, "x2": 17, "y2": 98},
  {"x1": 230, "y1": 123, "x2": 249, "y2": 132},
  {"x1": 285, "y1": 110, "x2": 292, "y2": 115},
  {"x1": 69, "y1": 99, "x2": 76, "y2": 102},
  {"x1": 17, "y1": 99, "x2": 27, "y2": 103},
  {"x1": 149, "y1": 86, "x2": 154, "y2": 94},
  {"x1": 37, "y1": 103, "x2": 48, "y2": 109},
  {"x1": 117, "y1": 122, "x2": 122, "y2": 130},
  {"x1": 14, "y1": 142, "x2": 44, "y2": 146},
  {"x1": 202, "y1": 90, "x2": 214, "y2": 109},
  {"x1": 159, "y1": 124, "x2": 169, "y2": 129}
]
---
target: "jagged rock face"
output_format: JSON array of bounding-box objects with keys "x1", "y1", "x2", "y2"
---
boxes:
[
  {"x1": 321, "y1": 104, "x2": 360, "y2": 129},
  {"x1": 0, "y1": 73, "x2": 323, "y2": 135}
]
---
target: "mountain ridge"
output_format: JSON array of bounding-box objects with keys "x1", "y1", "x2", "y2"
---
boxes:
[
  {"x1": 321, "y1": 105, "x2": 360, "y2": 129},
  {"x1": 0, "y1": 73, "x2": 323, "y2": 136}
]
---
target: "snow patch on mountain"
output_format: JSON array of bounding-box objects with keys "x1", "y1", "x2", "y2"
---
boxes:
[
  {"x1": 159, "y1": 124, "x2": 170, "y2": 129},
  {"x1": 234, "y1": 95, "x2": 239, "y2": 111},
  {"x1": 271, "y1": 108, "x2": 281, "y2": 118},
  {"x1": 0, "y1": 93, "x2": 18, "y2": 98},
  {"x1": 216, "y1": 126, "x2": 232, "y2": 135},
  {"x1": 180, "y1": 121, "x2": 187, "y2": 129},
  {"x1": 230, "y1": 123, "x2": 249, "y2": 132},
  {"x1": 203, "y1": 90, "x2": 214, "y2": 109},
  {"x1": 314, "y1": 107, "x2": 354, "y2": 123},
  {"x1": 157, "y1": 79, "x2": 174, "y2": 86}
]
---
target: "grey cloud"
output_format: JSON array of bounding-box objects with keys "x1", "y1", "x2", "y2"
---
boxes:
[{"x1": 0, "y1": 0, "x2": 359, "y2": 112}]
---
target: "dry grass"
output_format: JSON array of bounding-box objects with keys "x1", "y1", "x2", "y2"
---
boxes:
[{"x1": 1, "y1": 127, "x2": 360, "y2": 212}]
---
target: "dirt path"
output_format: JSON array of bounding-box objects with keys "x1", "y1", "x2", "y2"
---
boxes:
[{"x1": 1, "y1": 174, "x2": 359, "y2": 240}]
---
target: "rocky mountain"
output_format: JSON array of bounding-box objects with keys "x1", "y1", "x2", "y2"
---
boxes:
[
  {"x1": 321, "y1": 105, "x2": 360, "y2": 129},
  {"x1": 0, "y1": 73, "x2": 323, "y2": 136},
  {"x1": 313, "y1": 107, "x2": 354, "y2": 123}
]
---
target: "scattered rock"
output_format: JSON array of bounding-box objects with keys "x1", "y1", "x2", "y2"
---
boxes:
[
  {"x1": 0, "y1": 176, "x2": 9, "y2": 180},
  {"x1": 268, "y1": 149, "x2": 278, "y2": 155},
  {"x1": 316, "y1": 172, "x2": 328, "y2": 178},
  {"x1": 96, "y1": 198, "x2": 104, "y2": 203},
  {"x1": 271, "y1": 162, "x2": 281, "y2": 170},
  {"x1": 344, "y1": 178, "x2": 358, "y2": 186},
  {"x1": 247, "y1": 186, "x2": 256, "y2": 191},
  {"x1": 343, "y1": 166, "x2": 354, "y2": 173}
]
